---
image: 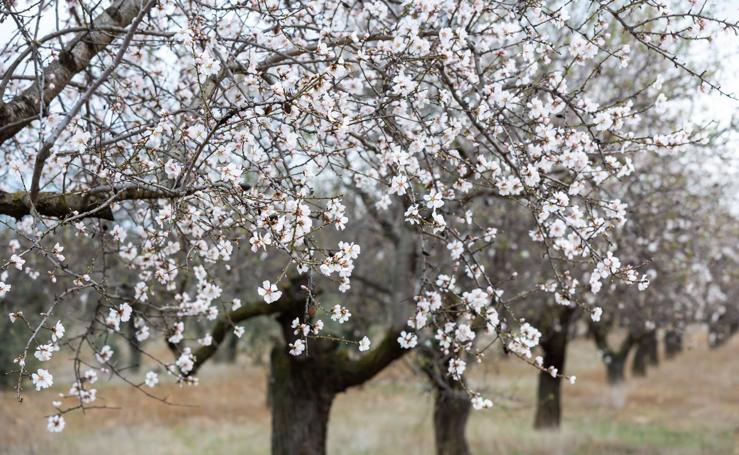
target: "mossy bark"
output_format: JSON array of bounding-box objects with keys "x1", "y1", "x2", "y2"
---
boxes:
[
  {"x1": 270, "y1": 347, "x2": 336, "y2": 455},
  {"x1": 268, "y1": 297, "x2": 406, "y2": 455}
]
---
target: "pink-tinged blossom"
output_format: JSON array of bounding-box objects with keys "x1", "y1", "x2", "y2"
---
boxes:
[{"x1": 258, "y1": 281, "x2": 282, "y2": 304}]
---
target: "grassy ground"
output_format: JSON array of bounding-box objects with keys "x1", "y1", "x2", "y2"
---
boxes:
[{"x1": 1, "y1": 329, "x2": 738, "y2": 454}]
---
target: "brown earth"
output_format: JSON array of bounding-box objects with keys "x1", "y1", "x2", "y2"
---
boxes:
[{"x1": 1, "y1": 329, "x2": 738, "y2": 454}]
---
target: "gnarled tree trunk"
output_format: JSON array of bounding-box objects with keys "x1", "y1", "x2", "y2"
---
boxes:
[
  {"x1": 420, "y1": 347, "x2": 471, "y2": 455},
  {"x1": 270, "y1": 347, "x2": 336, "y2": 455},
  {"x1": 534, "y1": 350, "x2": 565, "y2": 428},
  {"x1": 428, "y1": 354, "x2": 471, "y2": 455},
  {"x1": 184, "y1": 280, "x2": 407, "y2": 455},
  {"x1": 268, "y1": 289, "x2": 406, "y2": 455},
  {"x1": 433, "y1": 383, "x2": 471, "y2": 455}
]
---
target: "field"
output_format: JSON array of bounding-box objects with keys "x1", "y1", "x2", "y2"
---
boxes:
[{"x1": 1, "y1": 329, "x2": 738, "y2": 455}]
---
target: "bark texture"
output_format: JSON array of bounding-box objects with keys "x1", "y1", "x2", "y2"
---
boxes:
[
  {"x1": 270, "y1": 347, "x2": 336, "y2": 455},
  {"x1": 183, "y1": 267, "x2": 410, "y2": 455},
  {"x1": 269, "y1": 290, "x2": 406, "y2": 455},
  {"x1": 420, "y1": 348, "x2": 471, "y2": 455},
  {"x1": 0, "y1": 185, "x2": 213, "y2": 220},
  {"x1": 0, "y1": 191, "x2": 114, "y2": 220},
  {"x1": 434, "y1": 385, "x2": 471, "y2": 455}
]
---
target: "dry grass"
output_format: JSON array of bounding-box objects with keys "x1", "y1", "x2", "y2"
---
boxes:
[{"x1": 1, "y1": 328, "x2": 738, "y2": 455}]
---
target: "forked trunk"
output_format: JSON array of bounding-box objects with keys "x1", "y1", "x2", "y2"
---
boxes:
[
  {"x1": 433, "y1": 385, "x2": 471, "y2": 455},
  {"x1": 270, "y1": 347, "x2": 336, "y2": 455},
  {"x1": 267, "y1": 273, "x2": 409, "y2": 455}
]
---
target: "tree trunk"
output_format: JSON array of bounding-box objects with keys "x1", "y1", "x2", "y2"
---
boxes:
[
  {"x1": 127, "y1": 322, "x2": 141, "y2": 372},
  {"x1": 270, "y1": 346, "x2": 336, "y2": 455},
  {"x1": 268, "y1": 285, "x2": 406, "y2": 455},
  {"x1": 420, "y1": 346, "x2": 472, "y2": 455},
  {"x1": 664, "y1": 330, "x2": 683, "y2": 359},
  {"x1": 606, "y1": 353, "x2": 627, "y2": 384},
  {"x1": 534, "y1": 308, "x2": 573, "y2": 429},
  {"x1": 433, "y1": 384, "x2": 471, "y2": 455},
  {"x1": 631, "y1": 340, "x2": 648, "y2": 378},
  {"x1": 184, "y1": 278, "x2": 407, "y2": 455},
  {"x1": 534, "y1": 368, "x2": 564, "y2": 429},
  {"x1": 646, "y1": 331, "x2": 659, "y2": 366},
  {"x1": 592, "y1": 328, "x2": 635, "y2": 386},
  {"x1": 709, "y1": 317, "x2": 738, "y2": 349},
  {"x1": 265, "y1": 277, "x2": 407, "y2": 455},
  {"x1": 223, "y1": 332, "x2": 239, "y2": 363}
]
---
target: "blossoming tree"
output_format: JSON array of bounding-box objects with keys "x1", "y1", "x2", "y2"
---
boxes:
[{"x1": 1, "y1": 0, "x2": 737, "y2": 453}]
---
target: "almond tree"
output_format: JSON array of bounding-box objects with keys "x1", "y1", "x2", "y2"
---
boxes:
[
  {"x1": 589, "y1": 146, "x2": 738, "y2": 384},
  {"x1": 1, "y1": 0, "x2": 737, "y2": 453}
]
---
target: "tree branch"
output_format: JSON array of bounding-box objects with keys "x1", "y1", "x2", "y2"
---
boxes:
[
  {"x1": 0, "y1": 190, "x2": 115, "y2": 220},
  {"x1": 329, "y1": 328, "x2": 406, "y2": 391},
  {"x1": 0, "y1": 0, "x2": 149, "y2": 144},
  {"x1": 190, "y1": 299, "x2": 289, "y2": 375},
  {"x1": 0, "y1": 184, "x2": 218, "y2": 220}
]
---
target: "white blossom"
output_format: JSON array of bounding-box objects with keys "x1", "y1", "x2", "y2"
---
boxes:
[
  {"x1": 145, "y1": 371, "x2": 159, "y2": 388},
  {"x1": 258, "y1": 281, "x2": 282, "y2": 304},
  {"x1": 32, "y1": 369, "x2": 53, "y2": 390},
  {"x1": 358, "y1": 336, "x2": 371, "y2": 352}
]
